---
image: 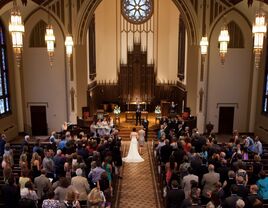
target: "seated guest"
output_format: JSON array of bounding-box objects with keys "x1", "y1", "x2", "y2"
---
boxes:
[
  {"x1": 166, "y1": 180, "x2": 185, "y2": 208},
  {"x1": 256, "y1": 171, "x2": 268, "y2": 201}
]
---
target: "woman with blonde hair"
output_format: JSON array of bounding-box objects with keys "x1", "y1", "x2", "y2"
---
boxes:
[
  {"x1": 3, "y1": 143, "x2": 13, "y2": 167},
  {"x1": 31, "y1": 152, "x2": 41, "y2": 179},
  {"x1": 63, "y1": 189, "x2": 80, "y2": 208},
  {"x1": 1, "y1": 154, "x2": 12, "y2": 182}
]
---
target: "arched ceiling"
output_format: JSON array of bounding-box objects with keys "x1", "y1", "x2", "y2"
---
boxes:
[{"x1": 1, "y1": 0, "x2": 268, "y2": 10}]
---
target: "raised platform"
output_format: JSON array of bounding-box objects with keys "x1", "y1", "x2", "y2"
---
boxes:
[{"x1": 125, "y1": 111, "x2": 148, "y2": 121}]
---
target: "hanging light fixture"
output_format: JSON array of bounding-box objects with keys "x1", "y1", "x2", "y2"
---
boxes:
[
  {"x1": 218, "y1": 24, "x2": 230, "y2": 64},
  {"x1": 45, "y1": 24, "x2": 55, "y2": 67},
  {"x1": 252, "y1": 12, "x2": 267, "y2": 68},
  {"x1": 9, "y1": 0, "x2": 24, "y2": 67},
  {"x1": 65, "y1": 35, "x2": 74, "y2": 58},
  {"x1": 200, "y1": 36, "x2": 209, "y2": 55}
]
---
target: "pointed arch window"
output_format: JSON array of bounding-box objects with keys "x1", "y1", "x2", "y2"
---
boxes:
[
  {"x1": 88, "y1": 15, "x2": 96, "y2": 81},
  {"x1": 178, "y1": 16, "x2": 186, "y2": 81},
  {"x1": 29, "y1": 20, "x2": 47, "y2": 48},
  {"x1": 0, "y1": 21, "x2": 11, "y2": 116},
  {"x1": 227, "y1": 21, "x2": 244, "y2": 48}
]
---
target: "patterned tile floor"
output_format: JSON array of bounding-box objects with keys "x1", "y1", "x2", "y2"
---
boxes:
[{"x1": 117, "y1": 141, "x2": 161, "y2": 208}]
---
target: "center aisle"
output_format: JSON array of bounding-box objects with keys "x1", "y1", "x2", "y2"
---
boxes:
[{"x1": 116, "y1": 141, "x2": 161, "y2": 208}]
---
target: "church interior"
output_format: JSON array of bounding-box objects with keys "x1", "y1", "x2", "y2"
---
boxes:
[{"x1": 0, "y1": 0, "x2": 268, "y2": 207}]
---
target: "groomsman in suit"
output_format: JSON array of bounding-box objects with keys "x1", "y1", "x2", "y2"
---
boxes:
[{"x1": 136, "y1": 104, "x2": 141, "y2": 126}]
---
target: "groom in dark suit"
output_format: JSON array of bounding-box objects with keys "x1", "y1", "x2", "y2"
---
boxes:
[{"x1": 136, "y1": 104, "x2": 141, "y2": 126}]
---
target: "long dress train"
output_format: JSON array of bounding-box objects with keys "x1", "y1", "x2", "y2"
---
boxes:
[{"x1": 123, "y1": 136, "x2": 144, "y2": 163}]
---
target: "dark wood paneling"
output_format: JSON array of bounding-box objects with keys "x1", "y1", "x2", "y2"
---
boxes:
[
  {"x1": 119, "y1": 43, "x2": 155, "y2": 103},
  {"x1": 154, "y1": 83, "x2": 187, "y2": 114},
  {"x1": 87, "y1": 43, "x2": 187, "y2": 115},
  {"x1": 87, "y1": 81, "x2": 120, "y2": 115}
]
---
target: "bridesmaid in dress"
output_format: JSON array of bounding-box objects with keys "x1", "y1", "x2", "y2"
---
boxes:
[
  {"x1": 31, "y1": 152, "x2": 41, "y2": 179},
  {"x1": 138, "y1": 127, "x2": 145, "y2": 155}
]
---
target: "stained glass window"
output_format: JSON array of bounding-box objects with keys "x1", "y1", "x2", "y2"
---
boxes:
[
  {"x1": 122, "y1": 0, "x2": 153, "y2": 24},
  {"x1": 0, "y1": 21, "x2": 10, "y2": 116}
]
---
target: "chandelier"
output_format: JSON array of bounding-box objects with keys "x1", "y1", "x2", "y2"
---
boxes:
[
  {"x1": 45, "y1": 24, "x2": 55, "y2": 67},
  {"x1": 252, "y1": 12, "x2": 267, "y2": 68},
  {"x1": 218, "y1": 25, "x2": 230, "y2": 64},
  {"x1": 9, "y1": 1, "x2": 24, "y2": 67},
  {"x1": 200, "y1": 36, "x2": 209, "y2": 55},
  {"x1": 65, "y1": 35, "x2": 74, "y2": 58}
]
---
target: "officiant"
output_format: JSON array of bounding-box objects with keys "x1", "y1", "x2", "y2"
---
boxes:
[{"x1": 136, "y1": 104, "x2": 141, "y2": 126}]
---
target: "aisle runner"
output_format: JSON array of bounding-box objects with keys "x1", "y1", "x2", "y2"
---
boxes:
[{"x1": 118, "y1": 141, "x2": 160, "y2": 208}]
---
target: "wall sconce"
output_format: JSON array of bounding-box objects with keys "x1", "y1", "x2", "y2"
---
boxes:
[
  {"x1": 200, "y1": 36, "x2": 209, "y2": 55},
  {"x1": 65, "y1": 35, "x2": 74, "y2": 58},
  {"x1": 9, "y1": 0, "x2": 24, "y2": 68},
  {"x1": 45, "y1": 24, "x2": 55, "y2": 68},
  {"x1": 218, "y1": 24, "x2": 230, "y2": 64},
  {"x1": 252, "y1": 12, "x2": 266, "y2": 69}
]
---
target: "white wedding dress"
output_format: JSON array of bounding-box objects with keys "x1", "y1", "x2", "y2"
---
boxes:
[{"x1": 123, "y1": 132, "x2": 144, "y2": 163}]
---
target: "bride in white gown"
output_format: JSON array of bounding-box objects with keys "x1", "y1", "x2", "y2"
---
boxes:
[{"x1": 123, "y1": 128, "x2": 144, "y2": 163}]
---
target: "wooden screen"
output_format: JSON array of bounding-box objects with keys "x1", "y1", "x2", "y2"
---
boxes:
[{"x1": 119, "y1": 43, "x2": 155, "y2": 103}]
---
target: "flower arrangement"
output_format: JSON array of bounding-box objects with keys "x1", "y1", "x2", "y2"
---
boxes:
[
  {"x1": 114, "y1": 105, "x2": 121, "y2": 116},
  {"x1": 155, "y1": 105, "x2": 161, "y2": 114}
]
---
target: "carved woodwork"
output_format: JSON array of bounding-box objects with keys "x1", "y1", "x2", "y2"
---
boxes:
[
  {"x1": 87, "y1": 43, "x2": 187, "y2": 116},
  {"x1": 119, "y1": 43, "x2": 155, "y2": 103}
]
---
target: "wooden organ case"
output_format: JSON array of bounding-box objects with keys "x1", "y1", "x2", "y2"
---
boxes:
[{"x1": 119, "y1": 43, "x2": 155, "y2": 103}]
